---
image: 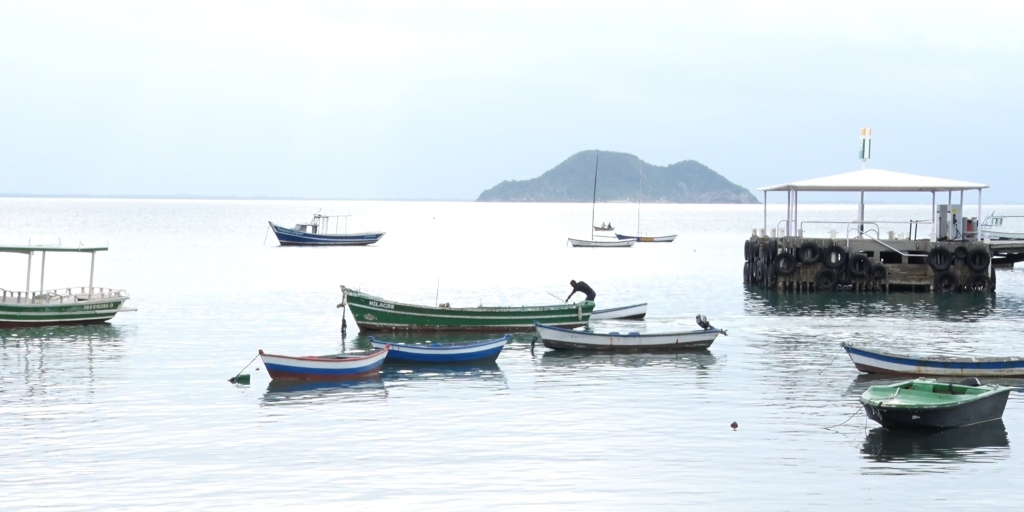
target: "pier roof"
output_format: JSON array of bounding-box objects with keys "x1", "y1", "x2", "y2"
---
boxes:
[{"x1": 759, "y1": 168, "x2": 988, "y2": 192}]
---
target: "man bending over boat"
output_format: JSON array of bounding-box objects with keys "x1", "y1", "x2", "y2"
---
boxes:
[{"x1": 566, "y1": 280, "x2": 596, "y2": 302}]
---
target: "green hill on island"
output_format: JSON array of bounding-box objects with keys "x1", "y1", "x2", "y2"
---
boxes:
[{"x1": 477, "y1": 150, "x2": 759, "y2": 203}]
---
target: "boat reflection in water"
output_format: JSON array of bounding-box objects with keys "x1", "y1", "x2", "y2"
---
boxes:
[
  {"x1": 861, "y1": 420, "x2": 1010, "y2": 468},
  {"x1": 261, "y1": 375, "x2": 386, "y2": 406},
  {"x1": 538, "y1": 348, "x2": 718, "y2": 371},
  {"x1": 381, "y1": 362, "x2": 506, "y2": 390}
]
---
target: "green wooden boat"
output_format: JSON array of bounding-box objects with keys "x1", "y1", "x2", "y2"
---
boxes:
[
  {"x1": 1, "y1": 244, "x2": 136, "y2": 327},
  {"x1": 859, "y1": 378, "x2": 1013, "y2": 430},
  {"x1": 340, "y1": 286, "x2": 594, "y2": 332}
]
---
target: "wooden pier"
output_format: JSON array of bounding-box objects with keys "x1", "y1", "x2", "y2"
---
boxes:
[{"x1": 743, "y1": 236, "x2": 1022, "y2": 293}]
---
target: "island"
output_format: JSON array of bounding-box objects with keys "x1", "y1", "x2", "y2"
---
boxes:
[{"x1": 476, "y1": 150, "x2": 759, "y2": 203}]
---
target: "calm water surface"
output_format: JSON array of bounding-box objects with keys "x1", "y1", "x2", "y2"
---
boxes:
[{"x1": 2, "y1": 198, "x2": 1024, "y2": 510}]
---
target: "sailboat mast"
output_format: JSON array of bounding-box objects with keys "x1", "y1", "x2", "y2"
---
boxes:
[
  {"x1": 591, "y1": 151, "x2": 599, "y2": 240},
  {"x1": 637, "y1": 161, "x2": 642, "y2": 237}
]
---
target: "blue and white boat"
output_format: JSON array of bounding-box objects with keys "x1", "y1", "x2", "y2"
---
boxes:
[
  {"x1": 268, "y1": 213, "x2": 384, "y2": 246},
  {"x1": 842, "y1": 342, "x2": 1024, "y2": 377},
  {"x1": 590, "y1": 303, "x2": 647, "y2": 321},
  {"x1": 368, "y1": 334, "x2": 509, "y2": 363},
  {"x1": 258, "y1": 346, "x2": 389, "y2": 380}
]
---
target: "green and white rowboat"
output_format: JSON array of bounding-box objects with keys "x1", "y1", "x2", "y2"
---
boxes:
[
  {"x1": 0, "y1": 244, "x2": 136, "y2": 327},
  {"x1": 340, "y1": 286, "x2": 595, "y2": 332}
]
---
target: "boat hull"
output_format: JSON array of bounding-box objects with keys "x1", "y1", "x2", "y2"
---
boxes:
[
  {"x1": 568, "y1": 238, "x2": 634, "y2": 248},
  {"x1": 860, "y1": 379, "x2": 1012, "y2": 430},
  {"x1": 0, "y1": 296, "x2": 133, "y2": 327},
  {"x1": 842, "y1": 343, "x2": 1024, "y2": 377},
  {"x1": 343, "y1": 287, "x2": 594, "y2": 332},
  {"x1": 614, "y1": 234, "x2": 677, "y2": 243},
  {"x1": 258, "y1": 348, "x2": 388, "y2": 380},
  {"x1": 535, "y1": 323, "x2": 722, "y2": 352},
  {"x1": 368, "y1": 335, "x2": 508, "y2": 363},
  {"x1": 269, "y1": 222, "x2": 385, "y2": 246},
  {"x1": 589, "y1": 303, "x2": 647, "y2": 320}
]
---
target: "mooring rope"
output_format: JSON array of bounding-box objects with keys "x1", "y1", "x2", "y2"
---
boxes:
[
  {"x1": 824, "y1": 403, "x2": 865, "y2": 430},
  {"x1": 818, "y1": 346, "x2": 845, "y2": 375},
  {"x1": 228, "y1": 353, "x2": 260, "y2": 383}
]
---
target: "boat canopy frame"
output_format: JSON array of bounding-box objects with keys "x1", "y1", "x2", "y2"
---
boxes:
[
  {"x1": 0, "y1": 244, "x2": 109, "y2": 295},
  {"x1": 294, "y1": 213, "x2": 353, "y2": 235},
  {"x1": 757, "y1": 169, "x2": 989, "y2": 238}
]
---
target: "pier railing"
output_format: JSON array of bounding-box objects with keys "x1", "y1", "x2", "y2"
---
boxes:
[
  {"x1": 772, "y1": 219, "x2": 936, "y2": 241},
  {"x1": 0, "y1": 287, "x2": 129, "y2": 305}
]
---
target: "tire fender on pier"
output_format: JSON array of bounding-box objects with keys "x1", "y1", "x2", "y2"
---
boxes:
[
  {"x1": 928, "y1": 247, "x2": 954, "y2": 271},
  {"x1": 933, "y1": 270, "x2": 959, "y2": 292},
  {"x1": 814, "y1": 268, "x2": 838, "y2": 291},
  {"x1": 966, "y1": 272, "x2": 990, "y2": 292},
  {"x1": 966, "y1": 248, "x2": 991, "y2": 272},
  {"x1": 848, "y1": 253, "x2": 870, "y2": 277},
  {"x1": 773, "y1": 252, "x2": 798, "y2": 276},
  {"x1": 822, "y1": 245, "x2": 848, "y2": 270},
  {"x1": 798, "y1": 241, "x2": 821, "y2": 264}
]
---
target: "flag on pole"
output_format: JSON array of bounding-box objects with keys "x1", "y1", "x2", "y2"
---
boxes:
[{"x1": 859, "y1": 127, "x2": 872, "y2": 161}]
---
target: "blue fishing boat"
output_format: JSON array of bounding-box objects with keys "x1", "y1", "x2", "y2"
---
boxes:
[
  {"x1": 258, "y1": 346, "x2": 389, "y2": 380},
  {"x1": 368, "y1": 334, "x2": 509, "y2": 363},
  {"x1": 268, "y1": 213, "x2": 384, "y2": 246},
  {"x1": 842, "y1": 342, "x2": 1024, "y2": 377}
]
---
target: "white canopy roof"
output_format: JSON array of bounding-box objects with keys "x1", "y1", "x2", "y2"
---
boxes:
[{"x1": 759, "y1": 168, "x2": 988, "y2": 192}]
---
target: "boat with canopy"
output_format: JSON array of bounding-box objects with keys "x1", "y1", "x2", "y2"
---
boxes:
[{"x1": 0, "y1": 244, "x2": 136, "y2": 327}]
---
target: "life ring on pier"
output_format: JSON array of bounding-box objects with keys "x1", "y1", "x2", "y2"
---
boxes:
[
  {"x1": 868, "y1": 263, "x2": 887, "y2": 281},
  {"x1": 773, "y1": 252, "x2": 798, "y2": 276},
  {"x1": 933, "y1": 270, "x2": 959, "y2": 292},
  {"x1": 966, "y1": 248, "x2": 991, "y2": 272},
  {"x1": 953, "y1": 245, "x2": 969, "y2": 261},
  {"x1": 814, "y1": 268, "x2": 838, "y2": 291},
  {"x1": 927, "y1": 247, "x2": 953, "y2": 271},
  {"x1": 798, "y1": 241, "x2": 821, "y2": 264},
  {"x1": 848, "y1": 253, "x2": 870, "y2": 277},
  {"x1": 822, "y1": 245, "x2": 848, "y2": 270},
  {"x1": 965, "y1": 272, "x2": 989, "y2": 292}
]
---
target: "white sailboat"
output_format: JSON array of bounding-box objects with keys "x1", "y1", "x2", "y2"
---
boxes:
[
  {"x1": 614, "y1": 162, "x2": 676, "y2": 243},
  {"x1": 568, "y1": 151, "x2": 635, "y2": 248}
]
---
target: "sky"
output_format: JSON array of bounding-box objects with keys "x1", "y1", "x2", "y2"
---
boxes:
[{"x1": 1, "y1": 1, "x2": 1022, "y2": 202}]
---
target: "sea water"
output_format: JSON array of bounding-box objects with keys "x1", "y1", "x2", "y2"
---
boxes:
[{"x1": 1, "y1": 198, "x2": 1024, "y2": 510}]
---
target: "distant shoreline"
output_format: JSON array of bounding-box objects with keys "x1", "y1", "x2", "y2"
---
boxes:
[{"x1": 1, "y1": 194, "x2": 1021, "y2": 205}]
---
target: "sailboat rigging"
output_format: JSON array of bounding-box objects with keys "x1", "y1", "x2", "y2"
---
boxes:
[
  {"x1": 614, "y1": 161, "x2": 677, "y2": 243},
  {"x1": 568, "y1": 151, "x2": 635, "y2": 248}
]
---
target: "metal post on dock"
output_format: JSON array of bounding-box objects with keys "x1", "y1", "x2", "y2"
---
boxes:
[
  {"x1": 25, "y1": 251, "x2": 32, "y2": 294},
  {"x1": 40, "y1": 251, "x2": 46, "y2": 292},
  {"x1": 763, "y1": 191, "x2": 767, "y2": 234},
  {"x1": 794, "y1": 190, "x2": 799, "y2": 237},
  {"x1": 89, "y1": 252, "x2": 96, "y2": 294},
  {"x1": 930, "y1": 192, "x2": 936, "y2": 240}
]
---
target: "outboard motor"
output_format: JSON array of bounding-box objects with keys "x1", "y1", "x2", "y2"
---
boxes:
[
  {"x1": 696, "y1": 314, "x2": 712, "y2": 330},
  {"x1": 957, "y1": 377, "x2": 982, "y2": 387}
]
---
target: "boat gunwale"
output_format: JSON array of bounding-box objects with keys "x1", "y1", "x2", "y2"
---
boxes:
[
  {"x1": 343, "y1": 287, "x2": 594, "y2": 315},
  {"x1": 535, "y1": 322, "x2": 723, "y2": 339},
  {"x1": 842, "y1": 342, "x2": 1024, "y2": 366},
  {"x1": 368, "y1": 334, "x2": 510, "y2": 351},
  {"x1": 258, "y1": 347, "x2": 389, "y2": 363},
  {"x1": 860, "y1": 379, "x2": 1014, "y2": 410},
  {"x1": 269, "y1": 222, "x2": 385, "y2": 239}
]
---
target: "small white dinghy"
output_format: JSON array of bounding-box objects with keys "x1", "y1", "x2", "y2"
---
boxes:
[
  {"x1": 535, "y1": 315, "x2": 726, "y2": 352},
  {"x1": 589, "y1": 303, "x2": 647, "y2": 321}
]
